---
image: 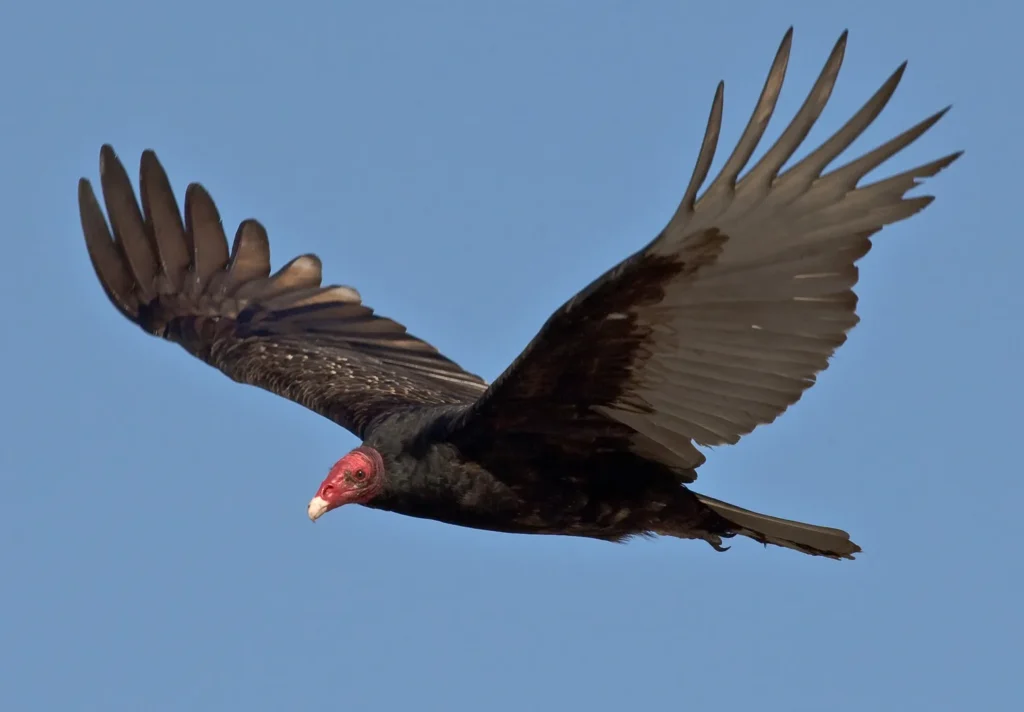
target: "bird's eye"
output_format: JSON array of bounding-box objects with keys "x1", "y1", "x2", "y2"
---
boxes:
[{"x1": 354, "y1": 469, "x2": 367, "y2": 481}]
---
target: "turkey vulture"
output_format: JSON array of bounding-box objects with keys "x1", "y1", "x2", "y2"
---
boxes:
[{"x1": 79, "y1": 29, "x2": 958, "y2": 559}]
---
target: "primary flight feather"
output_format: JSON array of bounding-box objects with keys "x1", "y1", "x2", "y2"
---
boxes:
[{"x1": 80, "y1": 29, "x2": 959, "y2": 559}]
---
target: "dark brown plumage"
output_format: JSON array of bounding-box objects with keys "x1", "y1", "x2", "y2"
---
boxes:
[{"x1": 80, "y1": 29, "x2": 959, "y2": 559}]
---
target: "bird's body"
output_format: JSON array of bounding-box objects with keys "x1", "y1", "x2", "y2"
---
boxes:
[
  {"x1": 79, "y1": 29, "x2": 959, "y2": 560},
  {"x1": 360, "y1": 406, "x2": 721, "y2": 543}
]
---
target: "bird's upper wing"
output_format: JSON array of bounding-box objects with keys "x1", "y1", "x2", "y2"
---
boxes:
[
  {"x1": 80, "y1": 146, "x2": 487, "y2": 439},
  {"x1": 452, "y1": 29, "x2": 959, "y2": 478}
]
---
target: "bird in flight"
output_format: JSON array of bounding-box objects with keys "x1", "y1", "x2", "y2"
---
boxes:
[{"x1": 79, "y1": 29, "x2": 959, "y2": 559}]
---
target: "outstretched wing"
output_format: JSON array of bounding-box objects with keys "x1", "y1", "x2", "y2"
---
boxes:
[
  {"x1": 453, "y1": 29, "x2": 959, "y2": 478},
  {"x1": 80, "y1": 146, "x2": 487, "y2": 438}
]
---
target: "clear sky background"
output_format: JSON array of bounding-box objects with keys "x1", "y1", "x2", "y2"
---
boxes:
[{"x1": 1, "y1": 1, "x2": 1020, "y2": 711}]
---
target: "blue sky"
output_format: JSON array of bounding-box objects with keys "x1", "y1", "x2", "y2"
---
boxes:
[{"x1": 1, "y1": 1, "x2": 1020, "y2": 710}]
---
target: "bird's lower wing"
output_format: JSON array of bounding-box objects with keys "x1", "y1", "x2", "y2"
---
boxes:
[
  {"x1": 80, "y1": 146, "x2": 487, "y2": 439},
  {"x1": 453, "y1": 29, "x2": 959, "y2": 479}
]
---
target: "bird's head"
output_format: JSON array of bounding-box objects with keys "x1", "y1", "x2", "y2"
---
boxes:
[{"x1": 307, "y1": 445, "x2": 386, "y2": 521}]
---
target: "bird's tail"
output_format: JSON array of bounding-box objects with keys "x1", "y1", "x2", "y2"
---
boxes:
[{"x1": 682, "y1": 494, "x2": 862, "y2": 560}]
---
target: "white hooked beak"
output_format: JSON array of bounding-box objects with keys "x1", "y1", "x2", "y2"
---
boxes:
[{"x1": 307, "y1": 496, "x2": 330, "y2": 522}]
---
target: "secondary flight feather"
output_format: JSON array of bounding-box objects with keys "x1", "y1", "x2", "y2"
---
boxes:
[{"x1": 80, "y1": 29, "x2": 959, "y2": 559}]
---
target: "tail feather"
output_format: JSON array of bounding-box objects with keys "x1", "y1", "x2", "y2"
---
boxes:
[{"x1": 696, "y1": 494, "x2": 861, "y2": 560}]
